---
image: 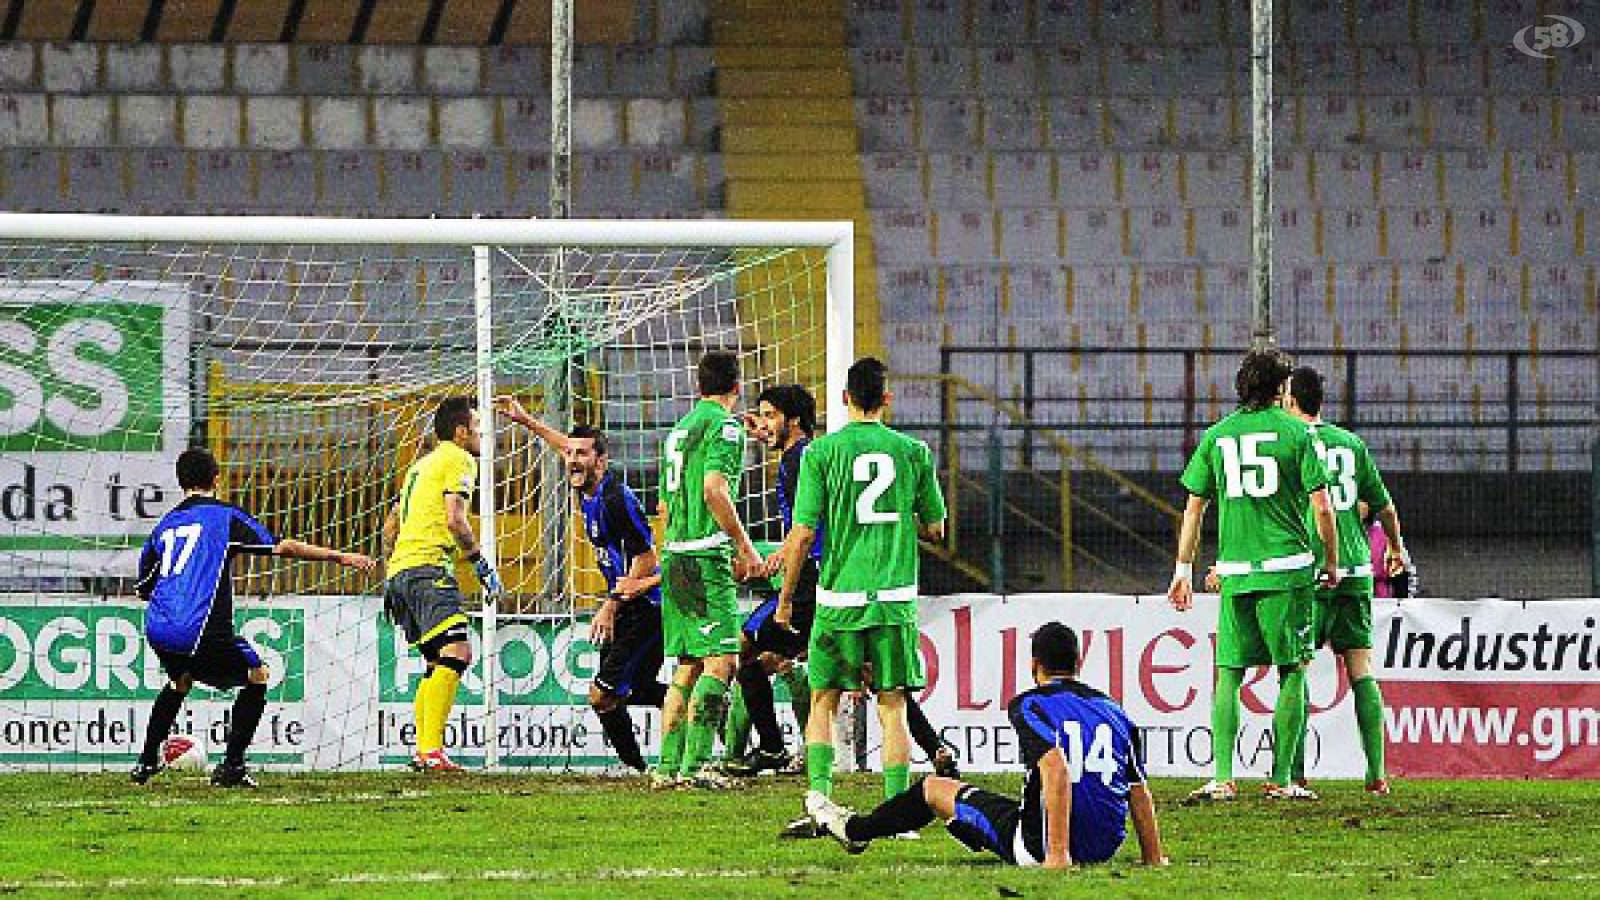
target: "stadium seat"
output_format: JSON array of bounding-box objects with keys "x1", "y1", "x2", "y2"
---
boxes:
[
  {"x1": 573, "y1": 153, "x2": 639, "y2": 212},
  {"x1": 104, "y1": 44, "x2": 163, "y2": 90},
  {"x1": 910, "y1": 0, "x2": 969, "y2": 45},
  {"x1": 483, "y1": 46, "x2": 547, "y2": 95},
  {"x1": 1487, "y1": 44, "x2": 1550, "y2": 94},
  {"x1": 373, "y1": 98, "x2": 431, "y2": 150},
  {"x1": 847, "y1": 0, "x2": 907, "y2": 45},
  {"x1": 985, "y1": 99, "x2": 1044, "y2": 149},
  {"x1": 685, "y1": 98, "x2": 720, "y2": 151},
  {"x1": 1440, "y1": 151, "x2": 1504, "y2": 205},
  {"x1": 626, "y1": 99, "x2": 688, "y2": 149},
  {"x1": 437, "y1": 98, "x2": 493, "y2": 149},
  {"x1": 1315, "y1": 150, "x2": 1377, "y2": 206},
  {"x1": 1106, "y1": 97, "x2": 1168, "y2": 148},
  {"x1": 1362, "y1": 45, "x2": 1423, "y2": 93},
  {"x1": 672, "y1": 46, "x2": 714, "y2": 96},
  {"x1": 574, "y1": 100, "x2": 624, "y2": 150},
  {"x1": 1555, "y1": 44, "x2": 1600, "y2": 96},
  {"x1": 1496, "y1": 97, "x2": 1558, "y2": 147},
  {"x1": 184, "y1": 96, "x2": 243, "y2": 149},
  {"x1": 1274, "y1": 207, "x2": 1318, "y2": 260},
  {"x1": 356, "y1": 46, "x2": 416, "y2": 94},
  {"x1": 0, "y1": 95, "x2": 46, "y2": 147},
  {"x1": 192, "y1": 150, "x2": 253, "y2": 211},
  {"x1": 1364, "y1": 95, "x2": 1424, "y2": 147},
  {"x1": 861, "y1": 152, "x2": 925, "y2": 207},
  {"x1": 851, "y1": 47, "x2": 912, "y2": 96},
  {"x1": 978, "y1": 45, "x2": 1038, "y2": 96},
  {"x1": 1272, "y1": 153, "x2": 1314, "y2": 207},
  {"x1": 1561, "y1": 101, "x2": 1600, "y2": 149},
  {"x1": 1190, "y1": 208, "x2": 1248, "y2": 263},
  {"x1": 419, "y1": 46, "x2": 480, "y2": 95},
  {"x1": 119, "y1": 95, "x2": 179, "y2": 146},
  {"x1": 234, "y1": 44, "x2": 290, "y2": 94},
  {"x1": 295, "y1": 45, "x2": 357, "y2": 95},
  {"x1": 376, "y1": 151, "x2": 446, "y2": 216},
  {"x1": 1518, "y1": 207, "x2": 1577, "y2": 260},
  {"x1": 1046, "y1": 98, "x2": 1109, "y2": 150},
  {"x1": 1121, "y1": 152, "x2": 1179, "y2": 207},
  {"x1": 507, "y1": 151, "x2": 551, "y2": 212},
  {"x1": 1168, "y1": 45, "x2": 1231, "y2": 96},
  {"x1": 1420, "y1": 44, "x2": 1482, "y2": 95},
  {"x1": 912, "y1": 46, "x2": 976, "y2": 96},
  {"x1": 1293, "y1": 44, "x2": 1357, "y2": 96},
  {"x1": 241, "y1": 96, "x2": 300, "y2": 148},
  {"x1": 1377, "y1": 151, "x2": 1440, "y2": 205},
  {"x1": 440, "y1": 150, "x2": 507, "y2": 216},
  {"x1": 926, "y1": 152, "x2": 990, "y2": 207},
  {"x1": 61, "y1": 148, "x2": 121, "y2": 211},
  {"x1": 1183, "y1": 153, "x2": 1245, "y2": 206},
  {"x1": 40, "y1": 44, "x2": 99, "y2": 93},
  {"x1": 1429, "y1": 95, "x2": 1488, "y2": 148},
  {"x1": 935, "y1": 210, "x2": 997, "y2": 262},
  {"x1": 1169, "y1": 97, "x2": 1236, "y2": 149},
  {"x1": 1062, "y1": 210, "x2": 1124, "y2": 263},
  {"x1": 856, "y1": 97, "x2": 918, "y2": 150},
  {"x1": 319, "y1": 151, "x2": 382, "y2": 214},
  {"x1": 0, "y1": 44, "x2": 33, "y2": 91},
  {"x1": 1387, "y1": 207, "x2": 1448, "y2": 260},
  {"x1": 1297, "y1": 95, "x2": 1360, "y2": 148},
  {"x1": 1126, "y1": 207, "x2": 1186, "y2": 261},
  {"x1": 635, "y1": 153, "x2": 702, "y2": 209},
  {"x1": 991, "y1": 151, "x2": 1054, "y2": 207},
  {"x1": 1287, "y1": 1, "x2": 1348, "y2": 45},
  {"x1": 1007, "y1": 264, "x2": 1063, "y2": 318},
  {"x1": 874, "y1": 210, "x2": 936, "y2": 262},
  {"x1": 1103, "y1": 44, "x2": 1165, "y2": 97},
  {"x1": 876, "y1": 266, "x2": 938, "y2": 323},
  {"x1": 1508, "y1": 151, "x2": 1571, "y2": 205},
  {"x1": 500, "y1": 97, "x2": 551, "y2": 150},
  {"x1": 610, "y1": 46, "x2": 670, "y2": 98},
  {"x1": 1039, "y1": 46, "x2": 1101, "y2": 96},
  {"x1": 254, "y1": 151, "x2": 318, "y2": 213}
]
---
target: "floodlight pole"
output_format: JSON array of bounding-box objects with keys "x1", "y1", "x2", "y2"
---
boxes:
[
  {"x1": 1250, "y1": 0, "x2": 1275, "y2": 350},
  {"x1": 546, "y1": 0, "x2": 575, "y2": 612}
]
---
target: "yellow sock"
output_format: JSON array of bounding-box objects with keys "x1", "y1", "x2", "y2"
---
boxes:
[
  {"x1": 420, "y1": 665, "x2": 462, "y2": 754},
  {"x1": 413, "y1": 669, "x2": 434, "y2": 754}
]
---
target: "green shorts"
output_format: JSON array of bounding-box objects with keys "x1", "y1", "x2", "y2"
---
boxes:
[
  {"x1": 660, "y1": 552, "x2": 741, "y2": 659},
  {"x1": 1314, "y1": 585, "x2": 1375, "y2": 652},
  {"x1": 1216, "y1": 585, "x2": 1315, "y2": 668},
  {"x1": 808, "y1": 621, "x2": 923, "y2": 692}
]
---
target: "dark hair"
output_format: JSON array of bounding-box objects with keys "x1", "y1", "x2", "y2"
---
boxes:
[
  {"x1": 1289, "y1": 366, "x2": 1325, "y2": 417},
  {"x1": 434, "y1": 396, "x2": 475, "y2": 441},
  {"x1": 176, "y1": 447, "x2": 219, "y2": 491},
  {"x1": 697, "y1": 351, "x2": 740, "y2": 396},
  {"x1": 757, "y1": 384, "x2": 817, "y2": 436},
  {"x1": 846, "y1": 357, "x2": 889, "y2": 413},
  {"x1": 568, "y1": 424, "x2": 609, "y2": 457},
  {"x1": 1235, "y1": 349, "x2": 1294, "y2": 410},
  {"x1": 1031, "y1": 622, "x2": 1080, "y2": 676}
]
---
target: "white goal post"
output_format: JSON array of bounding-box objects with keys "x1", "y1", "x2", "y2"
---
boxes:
[{"x1": 0, "y1": 212, "x2": 852, "y2": 771}]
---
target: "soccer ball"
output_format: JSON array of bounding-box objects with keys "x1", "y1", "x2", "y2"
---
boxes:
[{"x1": 161, "y1": 735, "x2": 208, "y2": 773}]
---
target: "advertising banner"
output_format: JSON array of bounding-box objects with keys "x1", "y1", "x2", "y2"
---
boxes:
[{"x1": 0, "y1": 594, "x2": 1594, "y2": 778}]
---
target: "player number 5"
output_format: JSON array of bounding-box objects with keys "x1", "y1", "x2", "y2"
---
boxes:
[
  {"x1": 853, "y1": 453, "x2": 900, "y2": 524},
  {"x1": 663, "y1": 430, "x2": 687, "y2": 493}
]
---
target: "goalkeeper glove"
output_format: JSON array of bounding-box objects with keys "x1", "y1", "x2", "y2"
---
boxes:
[{"x1": 468, "y1": 552, "x2": 504, "y2": 601}]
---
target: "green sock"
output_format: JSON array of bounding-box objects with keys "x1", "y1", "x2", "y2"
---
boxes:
[
  {"x1": 723, "y1": 683, "x2": 750, "y2": 760},
  {"x1": 679, "y1": 675, "x2": 729, "y2": 776},
  {"x1": 1352, "y1": 676, "x2": 1387, "y2": 784},
  {"x1": 1212, "y1": 667, "x2": 1244, "y2": 782},
  {"x1": 781, "y1": 665, "x2": 811, "y2": 734},
  {"x1": 806, "y1": 742, "x2": 835, "y2": 796},
  {"x1": 654, "y1": 684, "x2": 691, "y2": 774},
  {"x1": 1272, "y1": 668, "x2": 1308, "y2": 787},
  {"x1": 883, "y1": 762, "x2": 911, "y2": 799}
]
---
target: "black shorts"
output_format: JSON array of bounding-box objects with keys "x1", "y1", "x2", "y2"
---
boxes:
[
  {"x1": 743, "y1": 557, "x2": 818, "y2": 659},
  {"x1": 593, "y1": 600, "x2": 665, "y2": 699},
  {"x1": 946, "y1": 784, "x2": 1045, "y2": 867},
  {"x1": 385, "y1": 566, "x2": 468, "y2": 646},
  {"x1": 154, "y1": 634, "x2": 263, "y2": 691}
]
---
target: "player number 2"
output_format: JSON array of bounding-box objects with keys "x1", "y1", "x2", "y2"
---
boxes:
[
  {"x1": 157, "y1": 523, "x2": 203, "y2": 577},
  {"x1": 1216, "y1": 434, "x2": 1279, "y2": 499},
  {"x1": 1317, "y1": 445, "x2": 1358, "y2": 512},
  {"x1": 663, "y1": 430, "x2": 687, "y2": 493},
  {"x1": 853, "y1": 453, "x2": 900, "y2": 524},
  {"x1": 1060, "y1": 720, "x2": 1119, "y2": 786}
]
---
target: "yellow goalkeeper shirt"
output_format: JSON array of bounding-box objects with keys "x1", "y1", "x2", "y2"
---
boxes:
[{"x1": 389, "y1": 440, "x2": 477, "y2": 576}]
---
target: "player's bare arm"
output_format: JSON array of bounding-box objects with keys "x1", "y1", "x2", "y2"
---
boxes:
[
  {"x1": 496, "y1": 396, "x2": 571, "y2": 454},
  {"x1": 1038, "y1": 747, "x2": 1074, "y2": 869},
  {"x1": 1168, "y1": 494, "x2": 1208, "y2": 611},
  {"x1": 773, "y1": 522, "x2": 816, "y2": 629},
  {"x1": 274, "y1": 538, "x2": 377, "y2": 572},
  {"x1": 1309, "y1": 487, "x2": 1341, "y2": 589},
  {"x1": 1377, "y1": 503, "x2": 1408, "y2": 577},
  {"x1": 444, "y1": 492, "x2": 479, "y2": 558},
  {"x1": 704, "y1": 469, "x2": 761, "y2": 579},
  {"x1": 917, "y1": 519, "x2": 946, "y2": 542},
  {"x1": 380, "y1": 503, "x2": 400, "y2": 566},
  {"x1": 613, "y1": 546, "x2": 661, "y2": 600},
  {"x1": 1128, "y1": 782, "x2": 1169, "y2": 866}
]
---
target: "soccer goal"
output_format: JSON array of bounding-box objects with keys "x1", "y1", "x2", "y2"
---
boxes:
[{"x1": 0, "y1": 213, "x2": 853, "y2": 771}]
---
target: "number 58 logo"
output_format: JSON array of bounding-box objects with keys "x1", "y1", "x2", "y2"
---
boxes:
[{"x1": 1514, "y1": 15, "x2": 1586, "y2": 59}]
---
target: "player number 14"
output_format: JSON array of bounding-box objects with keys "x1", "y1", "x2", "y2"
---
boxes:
[{"x1": 1060, "y1": 720, "x2": 1119, "y2": 786}]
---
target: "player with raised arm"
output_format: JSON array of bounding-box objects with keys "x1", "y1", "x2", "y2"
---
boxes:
[
  {"x1": 776, "y1": 357, "x2": 947, "y2": 818},
  {"x1": 806, "y1": 623, "x2": 1168, "y2": 869},
  {"x1": 381, "y1": 396, "x2": 503, "y2": 773},
  {"x1": 654, "y1": 350, "x2": 764, "y2": 788},
  {"x1": 1168, "y1": 349, "x2": 1339, "y2": 802},
  {"x1": 131, "y1": 448, "x2": 376, "y2": 787},
  {"x1": 497, "y1": 397, "x2": 667, "y2": 774},
  {"x1": 1283, "y1": 366, "x2": 1408, "y2": 795}
]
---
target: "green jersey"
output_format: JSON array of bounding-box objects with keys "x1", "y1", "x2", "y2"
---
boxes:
[
  {"x1": 1305, "y1": 421, "x2": 1392, "y2": 593},
  {"x1": 659, "y1": 399, "x2": 745, "y2": 555},
  {"x1": 792, "y1": 420, "x2": 946, "y2": 626},
  {"x1": 1180, "y1": 406, "x2": 1331, "y2": 593}
]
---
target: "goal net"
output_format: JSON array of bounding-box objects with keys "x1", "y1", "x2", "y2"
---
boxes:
[{"x1": 0, "y1": 214, "x2": 851, "y2": 772}]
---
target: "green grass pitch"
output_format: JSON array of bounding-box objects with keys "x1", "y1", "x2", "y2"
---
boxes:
[{"x1": 0, "y1": 773, "x2": 1595, "y2": 897}]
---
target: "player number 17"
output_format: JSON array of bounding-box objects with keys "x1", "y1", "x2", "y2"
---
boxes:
[{"x1": 157, "y1": 523, "x2": 204, "y2": 577}]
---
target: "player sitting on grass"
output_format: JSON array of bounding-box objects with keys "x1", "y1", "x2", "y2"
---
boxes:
[
  {"x1": 382, "y1": 397, "x2": 503, "y2": 773},
  {"x1": 132, "y1": 448, "x2": 376, "y2": 787},
  {"x1": 497, "y1": 398, "x2": 667, "y2": 774},
  {"x1": 806, "y1": 623, "x2": 1168, "y2": 869},
  {"x1": 1283, "y1": 366, "x2": 1407, "y2": 795},
  {"x1": 653, "y1": 351, "x2": 764, "y2": 789},
  {"x1": 1168, "y1": 349, "x2": 1340, "y2": 802}
]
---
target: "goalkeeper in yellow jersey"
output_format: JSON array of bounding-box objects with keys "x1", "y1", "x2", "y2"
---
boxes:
[{"x1": 382, "y1": 397, "x2": 504, "y2": 772}]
